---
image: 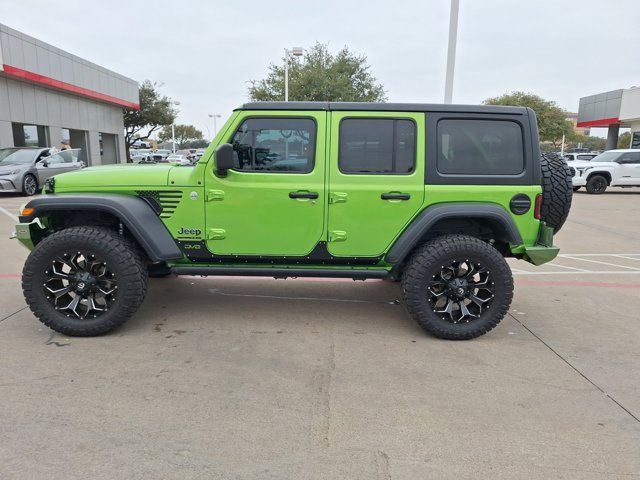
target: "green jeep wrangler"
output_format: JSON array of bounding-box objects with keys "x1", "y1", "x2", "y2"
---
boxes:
[{"x1": 14, "y1": 102, "x2": 572, "y2": 340}]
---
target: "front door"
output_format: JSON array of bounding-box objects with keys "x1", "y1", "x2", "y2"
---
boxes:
[
  {"x1": 327, "y1": 112, "x2": 425, "y2": 257},
  {"x1": 615, "y1": 151, "x2": 640, "y2": 185},
  {"x1": 35, "y1": 149, "x2": 81, "y2": 184},
  {"x1": 204, "y1": 112, "x2": 326, "y2": 256}
]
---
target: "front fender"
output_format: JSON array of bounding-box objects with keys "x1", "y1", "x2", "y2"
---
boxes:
[{"x1": 18, "y1": 194, "x2": 183, "y2": 262}]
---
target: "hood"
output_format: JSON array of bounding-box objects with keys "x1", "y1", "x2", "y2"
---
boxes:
[
  {"x1": 569, "y1": 160, "x2": 616, "y2": 169},
  {"x1": 53, "y1": 163, "x2": 175, "y2": 189}
]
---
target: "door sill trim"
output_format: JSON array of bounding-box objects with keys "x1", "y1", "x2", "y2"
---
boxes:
[{"x1": 171, "y1": 266, "x2": 389, "y2": 280}]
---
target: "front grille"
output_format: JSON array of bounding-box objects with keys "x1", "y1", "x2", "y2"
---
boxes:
[
  {"x1": 137, "y1": 190, "x2": 183, "y2": 218},
  {"x1": 569, "y1": 167, "x2": 576, "y2": 176}
]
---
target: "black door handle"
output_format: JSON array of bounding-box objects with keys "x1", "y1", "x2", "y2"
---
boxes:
[
  {"x1": 381, "y1": 193, "x2": 411, "y2": 200},
  {"x1": 289, "y1": 191, "x2": 319, "y2": 199}
]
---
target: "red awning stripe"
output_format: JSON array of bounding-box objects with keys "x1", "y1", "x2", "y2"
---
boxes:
[
  {"x1": 576, "y1": 117, "x2": 619, "y2": 128},
  {"x1": 1, "y1": 64, "x2": 140, "y2": 110}
]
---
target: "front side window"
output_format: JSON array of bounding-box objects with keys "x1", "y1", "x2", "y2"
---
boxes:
[
  {"x1": 339, "y1": 119, "x2": 416, "y2": 174},
  {"x1": 231, "y1": 118, "x2": 316, "y2": 173},
  {"x1": 437, "y1": 119, "x2": 524, "y2": 175}
]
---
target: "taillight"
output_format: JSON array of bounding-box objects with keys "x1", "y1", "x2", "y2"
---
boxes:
[{"x1": 534, "y1": 194, "x2": 543, "y2": 220}]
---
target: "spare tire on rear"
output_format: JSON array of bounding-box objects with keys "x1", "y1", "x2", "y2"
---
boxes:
[{"x1": 539, "y1": 154, "x2": 573, "y2": 233}]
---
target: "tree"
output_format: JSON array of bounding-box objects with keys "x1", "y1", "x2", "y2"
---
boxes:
[
  {"x1": 618, "y1": 131, "x2": 632, "y2": 149},
  {"x1": 566, "y1": 134, "x2": 605, "y2": 152},
  {"x1": 248, "y1": 42, "x2": 387, "y2": 102},
  {"x1": 158, "y1": 124, "x2": 204, "y2": 149},
  {"x1": 483, "y1": 92, "x2": 573, "y2": 147},
  {"x1": 123, "y1": 80, "x2": 177, "y2": 160}
]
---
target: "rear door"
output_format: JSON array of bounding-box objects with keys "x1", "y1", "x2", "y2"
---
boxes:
[
  {"x1": 327, "y1": 112, "x2": 425, "y2": 257},
  {"x1": 615, "y1": 151, "x2": 640, "y2": 185}
]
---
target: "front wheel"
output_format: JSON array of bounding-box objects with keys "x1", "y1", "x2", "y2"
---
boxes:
[
  {"x1": 22, "y1": 174, "x2": 38, "y2": 196},
  {"x1": 401, "y1": 235, "x2": 513, "y2": 340},
  {"x1": 22, "y1": 226, "x2": 148, "y2": 336},
  {"x1": 586, "y1": 175, "x2": 608, "y2": 194}
]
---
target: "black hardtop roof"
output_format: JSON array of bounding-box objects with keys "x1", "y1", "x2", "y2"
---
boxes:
[{"x1": 237, "y1": 101, "x2": 530, "y2": 115}]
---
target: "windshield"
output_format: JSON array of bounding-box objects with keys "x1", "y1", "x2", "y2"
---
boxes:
[
  {"x1": 0, "y1": 148, "x2": 37, "y2": 165},
  {"x1": 591, "y1": 151, "x2": 621, "y2": 163}
]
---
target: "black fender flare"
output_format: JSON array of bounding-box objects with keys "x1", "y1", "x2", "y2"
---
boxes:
[
  {"x1": 385, "y1": 202, "x2": 523, "y2": 265},
  {"x1": 19, "y1": 194, "x2": 183, "y2": 262}
]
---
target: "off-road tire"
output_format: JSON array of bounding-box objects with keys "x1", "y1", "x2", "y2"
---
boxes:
[
  {"x1": 401, "y1": 235, "x2": 513, "y2": 340},
  {"x1": 540, "y1": 154, "x2": 573, "y2": 232},
  {"x1": 586, "y1": 174, "x2": 608, "y2": 194},
  {"x1": 22, "y1": 174, "x2": 38, "y2": 196},
  {"x1": 22, "y1": 226, "x2": 148, "y2": 336}
]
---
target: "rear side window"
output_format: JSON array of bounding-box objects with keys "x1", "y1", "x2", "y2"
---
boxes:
[
  {"x1": 230, "y1": 117, "x2": 316, "y2": 173},
  {"x1": 339, "y1": 119, "x2": 416, "y2": 174},
  {"x1": 437, "y1": 119, "x2": 524, "y2": 175}
]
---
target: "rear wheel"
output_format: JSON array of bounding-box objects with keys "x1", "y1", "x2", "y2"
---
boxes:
[
  {"x1": 22, "y1": 226, "x2": 148, "y2": 336},
  {"x1": 22, "y1": 174, "x2": 38, "y2": 196},
  {"x1": 401, "y1": 235, "x2": 513, "y2": 340},
  {"x1": 586, "y1": 175, "x2": 608, "y2": 194}
]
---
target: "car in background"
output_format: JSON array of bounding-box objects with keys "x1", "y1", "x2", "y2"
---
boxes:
[
  {"x1": 152, "y1": 149, "x2": 172, "y2": 162},
  {"x1": 165, "y1": 153, "x2": 193, "y2": 165},
  {"x1": 564, "y1": 152, "x2": 598, "y2": 162},
  {"x1": 568, "y1": 149, "x2": 640, "y2": 193},
  {"x1": 0, "y1": 147, "x2": 84, "y2": 195},
  {"x1": 130, "y1": 149, "x2": 153, "y2": 163},
  {"x1": 195, "y1": 148, "x2": 207, "y2": 159}
]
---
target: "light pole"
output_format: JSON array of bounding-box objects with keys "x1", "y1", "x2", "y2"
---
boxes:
[
  {"x1": 284, "y1": 47, "x2": 303, "y2": 101},
  {"x1": 171, "y1": 100, "x2": 180, "y2": 153},
  {"x1": 208, "y1": 114, "x2": 222, "y2": 136},
  {"x1": 444, "y1": 0, "x2": 460, "y2": 104}
]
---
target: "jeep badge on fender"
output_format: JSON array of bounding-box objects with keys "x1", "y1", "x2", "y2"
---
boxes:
[{"x1": 15, "y1": 101, "x2": 572, "y2": 339}]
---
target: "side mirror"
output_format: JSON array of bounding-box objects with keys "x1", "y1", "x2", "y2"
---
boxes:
[
  {"x1": 38, "y1": 159, "x2": 48, "y2": 167},
  {"x1": 215, "y1": 143, "x2": 235, "y2": 176}
]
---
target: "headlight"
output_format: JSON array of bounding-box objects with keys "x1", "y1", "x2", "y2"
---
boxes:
[{"x1": 0, "y1": 169, "x2": 20, "y2": 175}]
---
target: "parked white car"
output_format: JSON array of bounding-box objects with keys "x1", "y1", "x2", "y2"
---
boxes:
[
  {"x1": 569, "y1": 149, "x2": 640, "y2": 193},
  {"x1": 563, "y1": 152, "x2": 599, "y2": 162}
]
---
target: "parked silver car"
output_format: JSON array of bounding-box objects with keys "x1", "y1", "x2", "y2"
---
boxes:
[{"x1": 0, "y1": 147, "x2": 84, "y2": 196}]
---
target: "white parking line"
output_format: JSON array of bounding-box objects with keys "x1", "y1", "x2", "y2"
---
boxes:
[
  {"x1": 560, "y1": 255, "x2": 640, "y2": 271},
  {"x1": 545, "y1": 263, "x2": 590, "y2": 272},
  {"x1": 513, "y1": 270, "x2": 640, "y2": 276},
  {"x1": 613, "y1": 255, "x2": 640, "y2": 262},
  {"x1": 0, "y1": 206, "x2": 18, "y2": 222}
]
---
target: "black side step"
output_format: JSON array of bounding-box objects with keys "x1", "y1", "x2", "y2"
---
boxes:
[{"x1": 171, "y1": 266, "x2": 389, "y2": 280}]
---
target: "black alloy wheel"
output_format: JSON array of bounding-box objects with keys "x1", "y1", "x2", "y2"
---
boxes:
[{"x1": 43, "y1": 251, "x2": 117, "y2": 319}]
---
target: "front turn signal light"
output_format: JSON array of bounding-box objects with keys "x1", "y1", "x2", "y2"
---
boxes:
[{"x1": 21, "y1": 207, "x2": 35, "y2": 217}]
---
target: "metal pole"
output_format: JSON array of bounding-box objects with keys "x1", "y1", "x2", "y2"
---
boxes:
[
  {"x1": 213, "y1": 116, "x2": 218, "y2": 135},
  {"x1": 444, "y1": 0, "x2": 460, "y2": 104},
  {"x1": 171, "y1": 123, "x2": 176, "y2": 153},
  {"x1": 284, "y1": 49, "x2": 289, "y2": 102},
  {"x1": 560, "y1": 134, "x2": 565, "y2": 156}
]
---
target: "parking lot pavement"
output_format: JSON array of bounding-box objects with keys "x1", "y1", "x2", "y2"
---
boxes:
[{"x1": 0, "y1": 190, "x2": 639, "y2": 479}]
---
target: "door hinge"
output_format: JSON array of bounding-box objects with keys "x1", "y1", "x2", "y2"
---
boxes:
[
  {"x1": 206, "y1": 189, "x2": 225, "y2": 202},
  {"x1": 329, "y1": 230, "x2": 347, "y2": 242},
  {"x1": 329, "y1": 192, "x2": 348, "y2": 204},
  {"x1": 206, "y1": 228, "x2": 226, "y2": 240}
]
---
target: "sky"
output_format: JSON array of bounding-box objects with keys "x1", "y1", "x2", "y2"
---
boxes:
[{"x1": 1, "y1": 0, "x2": 638, "y2": 139}]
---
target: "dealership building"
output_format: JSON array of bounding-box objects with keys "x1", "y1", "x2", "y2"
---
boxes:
[
  {"x1": 0, "y1": 23, "x2": 139, "y2": 165},
  {"x1": 577, "y1": 86, "x2": 640, "y2": 150}
]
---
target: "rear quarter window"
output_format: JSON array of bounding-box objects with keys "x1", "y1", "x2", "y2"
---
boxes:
[{"x1": 436, "y1": 119, "x2": 524, "y2": 175}]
